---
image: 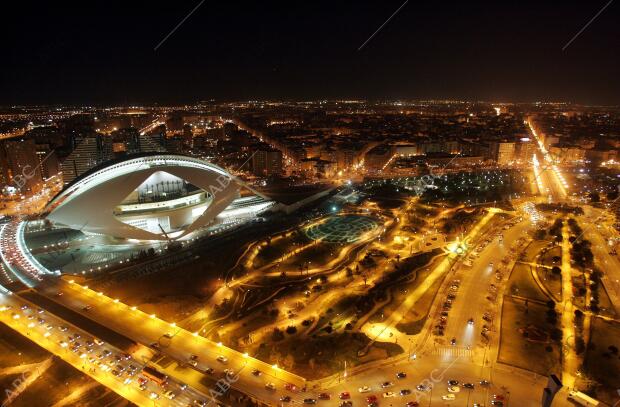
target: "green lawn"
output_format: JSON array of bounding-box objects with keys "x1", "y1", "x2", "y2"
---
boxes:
[
  {"x1": 498, "y1": 297, "x2": 562, "y2": 375},
  {"x1": 253, "y1": 233, "x2": 311, "y2": 268},
  {"x1": 583, "y1": 318, "x2": 620, "y2": 391},
  {"x1": 508, "y1": 263, "x2": 550, "y2": 302}
]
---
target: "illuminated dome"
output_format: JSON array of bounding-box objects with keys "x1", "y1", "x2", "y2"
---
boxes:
[{"x1": 45, "y1": 154, "x2": 244, "y2": 241}]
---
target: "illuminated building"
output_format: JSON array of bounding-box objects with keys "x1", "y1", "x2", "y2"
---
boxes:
[{"x1": 46, "y1": 154, "x2": 272, "y2": 241}]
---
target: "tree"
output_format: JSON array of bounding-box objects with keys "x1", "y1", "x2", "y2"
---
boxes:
[
  {"x1": 534, "y1": 229, "x2": 546, "y2": 240},
  {"x1": 272, "y1": 328, "x2": 285, "y2": 342},
  {"x1": 285, "y1": 326, "x2": 297, "y2": 335},
  {"x1": 589, "y1": 192, "x2": 600, "y2": 203},
  {"x1": 575, "y1": 337, "x2": 586, "y2": 354},
  {"x1": 551, "y1": 266, "x2": 561, "y2": 275}
]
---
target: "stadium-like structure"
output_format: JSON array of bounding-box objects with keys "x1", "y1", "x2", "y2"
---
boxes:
[{"x1": 45, "y1": 154, "x2": 271, "y2": 241}]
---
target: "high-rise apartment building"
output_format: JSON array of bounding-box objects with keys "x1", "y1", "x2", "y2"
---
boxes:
[{"x1": 252, "y1": 148, "x2": 283, "y2": 176}]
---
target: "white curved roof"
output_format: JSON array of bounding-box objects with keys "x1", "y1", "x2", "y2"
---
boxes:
[{"x1": 46, "y1": 155, "x2": 240, "y2": 240}]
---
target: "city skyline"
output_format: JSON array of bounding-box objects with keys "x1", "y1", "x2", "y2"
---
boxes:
[{"x1": 1, "y1": 2, "x2": 620, "y2": 407}]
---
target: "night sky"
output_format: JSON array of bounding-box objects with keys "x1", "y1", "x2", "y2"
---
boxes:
[{"x1": 1, "y1": 1, "x2": 619, "y2": 105}]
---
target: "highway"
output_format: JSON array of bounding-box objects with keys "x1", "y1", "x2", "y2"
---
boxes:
[
  {"x1": 0, "y1": 291, "x2": 210, "y2": 407},
  {"x1": 37, "y1": 279, "x2": 310, "y2": 405}
]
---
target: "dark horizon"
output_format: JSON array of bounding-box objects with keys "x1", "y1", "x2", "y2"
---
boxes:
[{"x1": 2, "y1": 0, "x2": 619, "y2": 105}]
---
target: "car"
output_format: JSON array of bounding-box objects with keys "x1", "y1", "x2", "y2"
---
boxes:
[
  {"x1": 82, "y1": 305, "x2": 92, "y2": 311},
  {"x1": 479, "y1": 380, "x2": 490, "y2": 386},
  {"x1": 358, "y1": 386, "x2": 372, "y2": 393},
  {"x1": 339, "y1": 391, "x2": 351, "y2": 399},
  {"x1": 94, "y1": 338, "x2": 104, "y2": 345},
  {"x1": 280, "y1": 396, "x2": 292, "y2": 402},
  {"x1": 59, "y1": 326, "x2": 68, "y2": 332},
  {"x1": 406, "y1": 403, "x2": 419, "y2": 407},
  {"x1": 366, "y1": 395, "x2": 377, "y2": 403},
  {"x1": 285, "y1": 383, "x2": 298, "y2": 392},
  {"x1": 204, "y1": 367, "x2": 215, "y2": 375},
  {"x1": 339, "y1": 402, "x2": 353, "y2": 407},
  {"x1": 416, "y1": 384, "x2": 430, "y2": 392},
  {"x1": 368, "y1": 403, "x2": 378, "y2": 407},
  {"x1": 381, "y1": 381, "x2": 393, "y2": 388},
  {"x1": 447, "y1": 380, "x2": 459, "y2": 386},
  {"x1": 491, "y1": 402, "x2": 503, "y2": 406},
  {"x1": 318, "y1": 393, "x2": 331, "y2": 400},
  {"x1": 251, "y1": 369, "x2": 262, "y2": 376},
  {"x1": 441, "y1": 394, "x2": 456, "y2": 401},
  {"x1": 189, "y1": 359, "x2": 198, "y2": 367},
  {"x1": 193, "y1": 400, "x2": 207, "y2": 407},
  {"x1": 303, "y1": 399, "x2": 317, "y2": 404},
  {"x1": 223, "y1": 369, "x2": 234, "y2": 376},
  {"x1": 450, "y1": 338, "x2": 457, "y2": 346},
  {"x1": 448, "y1": 385, "x2": 460, "y2": 393},
  {"x1": 400, "y1": 389, "x2": 411, "y2": 396},
  {"x1": 463, "y1": 383, "x2": 474, "y2": 389},
  {"x1": 493, "y1": 394, "x2": 505, "y2": 400},
  {"x1": 179, "y1": 383, "x2": 188, "y2": 391},
  {"x1": 382, "y1": 391, "x2": 396, "y2": 398},
  {"x1": 265, "y1": 383, "x2": 276, "y2": 391},
  {"x1": 396, "y1": 372, "x2": 407, "y2": 379},
  {"x1": 467, "y1": 318, "x2": 474, "y2": 325},
  {"x1": 138, "y1": 383, "x2": 147, "y2": 391},
  {"x1": 163, "y1": 390, "x2": 176, "y2": 400},
  {"x1": 216, "y1": 355, "x2": 228, "y2": 364},
  {"x1": 148, "y1": 392, "x2": 159, "y2": 400}
]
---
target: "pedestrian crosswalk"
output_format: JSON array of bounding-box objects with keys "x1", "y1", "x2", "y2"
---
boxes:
[{"x1": 430, "y1": 346, "x2": 474, "y2": 358}]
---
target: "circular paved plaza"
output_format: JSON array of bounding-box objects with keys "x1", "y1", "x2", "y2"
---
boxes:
[{"x1": 305, "y1": 214, "x2": 379, "y2": 243}]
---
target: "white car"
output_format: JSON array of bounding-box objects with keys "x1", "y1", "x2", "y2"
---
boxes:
[
  {"x1": 448, "y1": 385, "x2": 460, "y2": 393},
  {"x1": 358, "y1": 386, "x2": 372, "y2": 393},
  {"x1": 216, "y1": 355, "x2": 228, "y2": 364},
  {"x1": 442, "y1": 394, "x2": 456, "y2": 401}
]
